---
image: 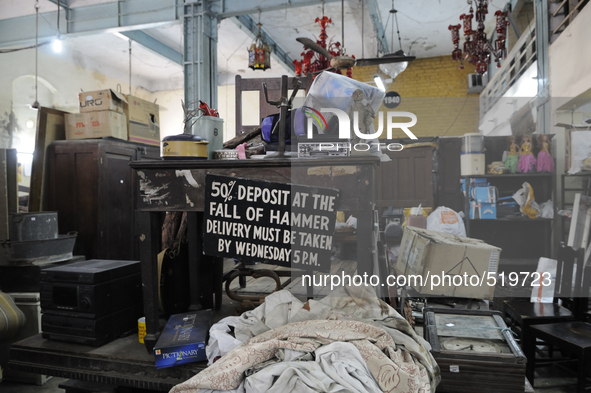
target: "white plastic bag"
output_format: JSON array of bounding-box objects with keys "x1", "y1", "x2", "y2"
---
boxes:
[
  {"x1": 345, "y1": 215, "x2": 357, "y2": 229},
  {"x1": 539, "y1": 200, "x2": 554, "y2": 219},
  {"x1": 426, "y1": 206, "x2": 466, "y2": 237}
]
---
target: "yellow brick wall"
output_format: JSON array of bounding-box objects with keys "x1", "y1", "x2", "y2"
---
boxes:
[{"x1": 352, "y1": 55, "x2": 480, "y2": 138}]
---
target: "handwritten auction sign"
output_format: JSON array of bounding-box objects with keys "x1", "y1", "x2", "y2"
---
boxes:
[{"x1": 203, "y1": 174, "x2": 339, "y2": 273}]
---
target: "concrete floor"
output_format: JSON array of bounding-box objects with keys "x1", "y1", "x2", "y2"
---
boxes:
[{"x1": 1, "y1": 377, "x2": 68, "y2": 393}]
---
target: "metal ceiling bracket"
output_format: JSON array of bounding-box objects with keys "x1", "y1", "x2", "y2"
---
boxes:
[
  {"x1": 535, "y1": 0, "x2": 550, "y2": 134},
  {"x1": 213, "y1": 0, "x2": 342, "y2": 19},
  {"x1": 0, "y1": 0, "x2": 184, "y2": 48}
]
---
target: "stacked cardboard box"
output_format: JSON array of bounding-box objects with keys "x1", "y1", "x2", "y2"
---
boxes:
[
  {"x1": 124, "y1": 95, "x2": 160, "y2": 146},
  {"x1": 395, "y1": 226, "x2": 501, "y2": 299},
  {"x1": 65, "y1": 90, "x2": 160, "y2": 146},
  {"x1": 65, "y1": 89, "x2": 128, "y2": 141}
]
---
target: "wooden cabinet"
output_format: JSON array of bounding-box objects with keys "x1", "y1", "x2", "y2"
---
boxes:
[
  {"x1": 47, "y1": 139, "x2": 159, "y2": 261},
  {"x1": 436, "y1": 137, "x2": 463, "y2": 213},
  {"x1": 375, "y1": 145, "x2": 435, "y2": 209}
]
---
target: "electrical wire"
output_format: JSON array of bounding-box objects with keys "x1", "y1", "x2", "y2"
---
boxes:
[
  {"x1": 361, "y1": 0, "x2": 364, "y2": 58},
  {"x1": 0, "y1": 42, "x2": 49, "y2": 54},
  {"x1": 441, "y1": 97, "x2": 470, "y2": 136},
  {"x1": 33, "y1": 0, "x2": 40, "y2": 108},
  {"x1": 392, "y1": 0, "x2": 402, "y2": 51},
  {"x1": 341, "y1": 0, "x2": 344, "y2": 49}
]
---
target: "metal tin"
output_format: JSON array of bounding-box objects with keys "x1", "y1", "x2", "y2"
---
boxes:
[
  {"x1": 191, "y1": 116, "x2": 223, "y2": 159},
  {"x1": 161, "y1": 134, "x2": 209, "y2": 160},
  {"x1": 9, "y1": 212, "x2": 58, "y2": 241}
]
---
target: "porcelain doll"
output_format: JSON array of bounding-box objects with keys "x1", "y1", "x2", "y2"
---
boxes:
[
  {"x1": 518, "y1": 134, "x2": 537, "y2": 173},
  {"x1": 505, "y1": 136, "x2": 519, "y2": 173},
  {"x1": 536, "y1": 134, "x2": 555, "y2": 173}
]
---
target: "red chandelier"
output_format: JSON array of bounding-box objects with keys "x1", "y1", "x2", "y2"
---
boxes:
[
  {"x1": 449, "y1": 0, "x2": 509, "y2": 75},
  {"x1": 293, "y1": 16, "x2": 352, "y2": 78}
]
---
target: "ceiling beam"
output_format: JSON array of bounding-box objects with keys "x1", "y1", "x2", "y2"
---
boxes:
[
  {"x1": 46, "y1": 0, "x2": 70, "y2": 10},
  {"x1": 366, "y1": 0, "x2": 389, "y2": 54},
  {"x1": 213, "y1": 0, "x2": 342, "y2": 19},
  {"x1": 231, "y1": 15, "x2": 295, "y2": 73},
  {"x1": 0, "y1": 0, "x2": 355, "y2": 49},
  {"x1": 0, "y1": 0, "x2": 183, "y2": 48},
  {"x1": 117, "y1": 30, "x2": 182, "y2": 66}
]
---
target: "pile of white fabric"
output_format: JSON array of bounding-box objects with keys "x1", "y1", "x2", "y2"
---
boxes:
[{"x1": 170, "y1": 286, "x2": 439, "y2": 393}]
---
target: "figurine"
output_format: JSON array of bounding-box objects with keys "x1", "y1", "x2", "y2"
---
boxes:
[
  {"x1": 505, "y1": 136, "x2": 519, "y2": 173},
  {"x1": 517, "y1": 134, "x2": 537, "y2": 173},
  {"x1": 536, "y1": 134, "x2": 555, "y2": 173},
  {"x1": 349, "y1": 89, "x2": 376, "y2": 143}
]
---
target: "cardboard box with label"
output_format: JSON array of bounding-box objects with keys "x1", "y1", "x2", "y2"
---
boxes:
[
  {"x1": 79, "y1": 89, "x2": 127, "y2": 114},
  {"x1": 470, "y1": 202, "x2": 497, "y2": 219},
  {"x1": 154, "y1": 309, "x2": 212, "y2": 369},
  {"x1": 461, "y1": 178, "x2": 488, "y2": 196},
  {"x1": 472, "y1": 186, "x2": 497, "y2": 204},
  {"x1": 395, "y1": 226, "x2": 501, "y2": 299},
  {"x1": 124, "y1": 95, "x2": 160, "y2": 146},
  {"x1": 65, "y1": 111, "x2": 128, "y2": 141}
]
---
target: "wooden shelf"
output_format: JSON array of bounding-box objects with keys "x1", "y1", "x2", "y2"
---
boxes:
[
  {"x1": 469, "y1": 217, "x2": 553, "y2": 222},
  {"x1": 462, "y1": 173, "x2": 554, "y2": 178}
]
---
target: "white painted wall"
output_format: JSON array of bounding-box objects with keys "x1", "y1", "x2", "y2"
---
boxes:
[
  {"x1": 0, "y1": 44, "x2": 268, "y2": 168},
  {"x1": 152, "y1": 85, "x2": 238, "y2": 142},
  {"x1": 549, "y1": 4, "x2": 591, "y2": 99},
  {"x1": 548, "y1": 5, "x2": 591, "y2": 248},
  {"x1": 0, "y1": 46, "x2": 183, "y2": 152}
]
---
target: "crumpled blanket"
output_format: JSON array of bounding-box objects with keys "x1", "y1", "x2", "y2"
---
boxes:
[
  {"x1": 170, "y1": 286, "x2": 439, "y2": 393},
  {"x1": 244, "y1": 342, "x2": 382, "y2": 393}
]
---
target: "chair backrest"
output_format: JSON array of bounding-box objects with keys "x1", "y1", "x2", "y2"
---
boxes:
[
  {"x1": 234, "y1": 74, "x2": 313, "y2": 136},
  {"x1": 556, "y1": 242, "x2": 589, "y2": 319}
]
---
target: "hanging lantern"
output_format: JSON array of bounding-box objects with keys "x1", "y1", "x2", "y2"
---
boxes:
[
  {"x1": 248, "y1": 22, "x2": 271, "y2": 71},
  {"x1": 449, "y1": 0, "x2": 508, "y2": 75}
]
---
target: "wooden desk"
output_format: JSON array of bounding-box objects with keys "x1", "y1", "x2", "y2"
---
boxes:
[
  {"x1": 8, "y1": 334, "x2": 202, "y2": 391},
  {"x1": 130, "y1": 156, "x2": 379, "y2": 352}
]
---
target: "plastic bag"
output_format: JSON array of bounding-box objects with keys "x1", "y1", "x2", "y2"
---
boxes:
[
  {"x1": 426, "y1": 207, "x2": 466, "y2": 236},
  {"x1": 512, "y1": 182, "x2": 540, "y2": 219},
  {"x1": 539, "y1": 200, "x2": 554, "y2": 219},
  {"x1": 345, "y1": 215, "x2": 357, "y2": 229},
  {"x1": 426, "y1": 206, "x2": 466, "y2": 236}
]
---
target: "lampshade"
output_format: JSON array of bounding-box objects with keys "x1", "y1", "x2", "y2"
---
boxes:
[{"x1": 379, "y1": 61, "x2": 407, "y2": 79}]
